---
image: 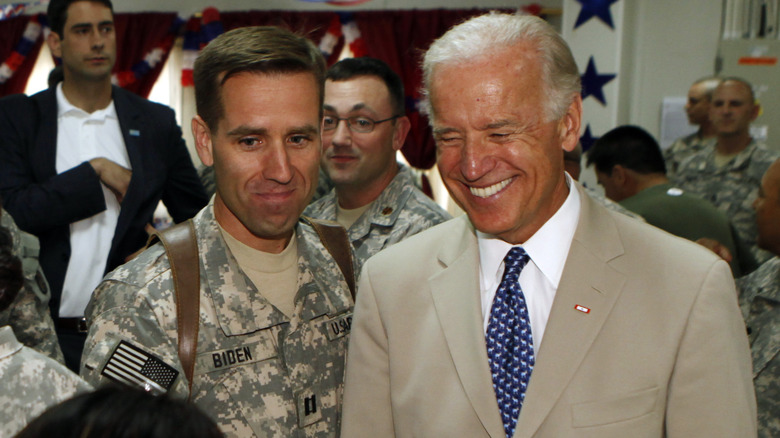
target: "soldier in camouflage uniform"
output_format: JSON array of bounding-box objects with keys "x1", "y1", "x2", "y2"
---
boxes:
[
  {"x1": 664, "y1": 134, "x2": 715, "y2": 178},
  {"x1": 663, "y1": 76, "x2": 721, "y2": 177},
  {"x1": 736, "y1": 158, "x2": 780, "y2": 438},
  {"x1": 674, "y1": 77, "x2": 780, "y2": 266},
  {"x1": 81, "y1": 27, "x2": 353, "y2": 437},
  {"x1": 306, "y1": 163, "x2": 450, "y2": 272},
  {"x1": 0, "y1": 207, "x2": 64, "y2": 363},
  {"x1": 304, "y1": 57, "x2": 450, "y2": 271},
  {"x1": 0, "y1": 229, "x2": 91, "y2": 437}
]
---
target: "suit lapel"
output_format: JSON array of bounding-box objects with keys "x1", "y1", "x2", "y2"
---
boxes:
[
  {"x1": 110, "y1": 87, "x2": 145, "y2": 255},
  {"x1": 31, "y1": 90, "x2": 59, "y2": 181},
  {"x1": 428, "y1": 216, "x2": 506, "y2": 438},
  {"x1": 514, "y1": 185, "x2": 627, "y2": 438}
]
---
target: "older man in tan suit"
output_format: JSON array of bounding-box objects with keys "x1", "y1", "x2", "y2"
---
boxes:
[{"x1": 341, "y1": 12, "x2": 756, "y2": 438}]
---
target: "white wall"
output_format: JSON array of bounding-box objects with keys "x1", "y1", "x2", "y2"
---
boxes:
[{"x1": 622, "y1": 0, "x2": 722, "y2": 137}]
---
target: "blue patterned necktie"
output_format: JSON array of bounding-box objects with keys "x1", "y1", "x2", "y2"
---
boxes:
[{"x1": 486, "y1": 246, "x2": 534, "y2": 438}]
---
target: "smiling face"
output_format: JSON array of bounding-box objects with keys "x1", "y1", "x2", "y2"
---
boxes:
[
  {"x1": 193, "y1": 72, "x2": 321, "y2": 253},
  {"x1": 430, "y1": 44, "x2": 581, "y2": 244},
  {"x1": 48, "y1": 1, "x2": 116, "y2": 83},
  {"x1": 321, "y1": 76, "x2": 408, "y2": 201}
]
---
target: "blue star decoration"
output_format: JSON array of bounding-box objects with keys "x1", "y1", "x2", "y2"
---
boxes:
[
  {"x1": 574, "y1": 0, "x2": 619, "y2": 30},
  {"x1": 580, "y1": 56, "x2": 616, "y2": 106},
  {"x1": 580, "y1": 124, "x2": 599, "y2": 152}
]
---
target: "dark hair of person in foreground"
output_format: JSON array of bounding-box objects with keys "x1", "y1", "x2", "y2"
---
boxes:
[{"x1": 15, "y1": 385, "x2": 224, "y2": 438}]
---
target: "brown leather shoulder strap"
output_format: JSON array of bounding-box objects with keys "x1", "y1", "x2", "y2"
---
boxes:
[
  {"x1": 148, "y1": 219, "x2": 200, "y2": 398},
  {"x1": 301, "y1": 216, "x2": 356, "y2": 301}
]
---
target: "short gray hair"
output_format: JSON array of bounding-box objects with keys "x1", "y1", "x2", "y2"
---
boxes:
[{"x1": 421, "y1": 12, "x2": 581, "y2": 122}]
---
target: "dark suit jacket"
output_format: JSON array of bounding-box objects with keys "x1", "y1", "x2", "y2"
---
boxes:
[
  {"x1": 342, "y1": 183, "x2": 756, "y2": 437},
  {"x1": 0, "y1": 86, "x2": 208, "y2": 318}
]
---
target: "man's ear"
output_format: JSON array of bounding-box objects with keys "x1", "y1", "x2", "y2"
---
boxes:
[
  {"x1": 751, "y1": 102, "x2": 761, "y2": 121},
  {"x1": 560, "y1": 94, "x2": 583, "y2": 152},
  {"x1": 47, "y1": 32, "x2": 62, "y2": 59},
  {"x1": 612, "y1": 164, "x2": 628, "y2": 186},
  {"x1": 392, "y1": 116, "x2": 411, "y2": 152},
  {"x1": 192, "y1": 115, "x2": 214, "y2": 167}
]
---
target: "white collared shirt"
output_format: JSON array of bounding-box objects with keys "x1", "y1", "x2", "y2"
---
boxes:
[
  {"x1": 55, "y1": 83, "x2": 130, "y2": 317},
  {"x1": 478, "y1": 174, "x2": 581, "y2": 353}
]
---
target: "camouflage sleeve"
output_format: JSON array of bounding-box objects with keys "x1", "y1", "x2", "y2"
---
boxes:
[
  {"x1": 80, "y1": 277, "x2": 189, "y2": 399},
  {"x1": 0, "y1": 343, "x2": 92, "y2": 438},
  {"x1": 1, "y1": 211, "x2": 64, "y2": 363},
  {"x1": 6, "y1": 274, "x2": 64, "y2": 363}
]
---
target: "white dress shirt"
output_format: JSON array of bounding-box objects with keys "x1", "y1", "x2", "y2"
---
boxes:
[
  {"x1": 55, "y1": 83, "x2": 130, "y2": 317},
  {"x1": 478, "y1": 174, "x2": 581, "y2": 353}
]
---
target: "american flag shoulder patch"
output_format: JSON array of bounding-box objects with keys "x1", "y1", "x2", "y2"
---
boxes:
[{"x1": 101, "y1": 340, "x2": 179, "y2": 394}]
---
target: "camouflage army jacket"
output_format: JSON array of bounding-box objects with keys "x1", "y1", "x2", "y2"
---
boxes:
[
  {"x1": 0, "y1": 209, "x2": 64, "y2": 363},
  {"x1": 673, "y1": 139, "x2": 780, "y2": 264},
  {"x1": 81, "y1": 204, "x2": 354, "y2": 438},
  {"x1": 0, "y1": 325, "x2": 91, "y2": 437},
  {"x1": 738, "y1": 256, "x2": 780, "y2": 438},
  {"x1": 304, "y1": 164, "x2": 451, "y2": 273},
  {"x1": 663, "y1": 132, "x2": 714, "y2": 177}
]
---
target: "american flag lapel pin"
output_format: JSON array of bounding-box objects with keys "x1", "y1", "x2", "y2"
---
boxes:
[{"x1": 574, "y1": 304, "x2": 591, "y2": 314}]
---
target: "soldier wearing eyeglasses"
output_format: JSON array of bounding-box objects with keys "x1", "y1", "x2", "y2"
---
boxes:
[{"x1": 304, "y1": 57, "x2": 450, "y2": 272}]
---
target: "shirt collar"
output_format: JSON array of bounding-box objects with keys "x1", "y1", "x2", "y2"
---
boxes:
[
  {"x1": 56, "y1": 82, "x2": 117, "y2": 122},
  {"x1": 478, "y1": 173, "x2": 581, "y2": 287}
]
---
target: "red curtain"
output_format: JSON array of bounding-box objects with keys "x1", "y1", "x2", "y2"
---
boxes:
[
  {"x1": 354, "y1": 9, "x2": 510, "y2": 170},
  {"x1": 112, "y1": 12, "x2": 181, "y2": 98},
  {"x1": 0, "y1": 15, "x2": 45, "y2": 97}
]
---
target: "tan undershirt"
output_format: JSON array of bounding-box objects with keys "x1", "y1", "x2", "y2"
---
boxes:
[
  {"x1": 336, "y1": 201, "x2": 372, "y2": 230},
  {"x1": 218, "y1": 224, "x2": 298, "y2": 318},
  {"x1": 714, "y1": 150, "x2": 741, "y2": 168}
]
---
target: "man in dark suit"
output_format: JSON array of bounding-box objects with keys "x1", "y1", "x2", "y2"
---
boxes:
[
  {"x1": 0, "y1": 0, "x2": 208, "y2": 371},
  {"x1": 341, "y1": 13, "x2": 756, "y2": 437}
]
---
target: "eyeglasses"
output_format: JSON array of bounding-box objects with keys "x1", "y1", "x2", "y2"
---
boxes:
[{"x1": 322, "y1": 114, "x2": 401, "y2": 133}]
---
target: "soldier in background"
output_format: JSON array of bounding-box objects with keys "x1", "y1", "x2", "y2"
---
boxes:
[
  {"x1": 736, "y1": 158, "x2": 780, "y2": 437},
  {"x1": 81, "y1": 26, "x2": 353, "y2": 437},
  {"x1": 0, "y1": 225, "x2": 91, "y2": 437},
  {"x1": 305, "y1": 57, "x2": 450, "y2": 272},
  {"x1": 562, "y1": 142, "x2": 645, "y2": 222},
  {"x1": 0, "y1": 205, "x2": 64, "y2": 363},
  {"x1": 587, "y1": 125, "x2": 749, "y2": 276},
  {"x1": 674, "y1": 77, "x2": 780, "y2": 267},
  {"x1": 664, "y1": 76, "x2": 721, "y2": 177}
]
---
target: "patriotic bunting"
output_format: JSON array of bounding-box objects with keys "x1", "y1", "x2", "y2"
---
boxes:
[
  {"x1": 339, "y1": 12, "x2": 367, "y2": 58},
  {"x1": 318, "y1": 14, "x2": 342, "y2": 58},
  {"x1": 112, "y1": 16, "x2": 185, "y2": 88},
  {"x1": 181, "y1": 7, "x2": 224, "y2": 87},
  {"x1": 0, "y1": 13, "x2": 45, "y2": 85},
  {"x1": 0, "y1": 1, "x2": 46, "y2": 21}
]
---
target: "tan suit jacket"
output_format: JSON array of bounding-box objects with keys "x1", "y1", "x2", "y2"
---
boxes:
[{"x1": 342, "y1": 184, "x2": 756, "y2": 438}]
